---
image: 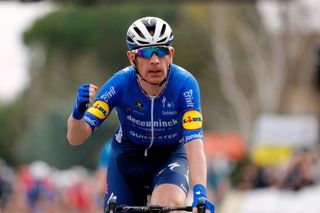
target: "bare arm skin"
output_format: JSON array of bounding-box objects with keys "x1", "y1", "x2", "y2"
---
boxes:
[
  {"x1": 184, "y1": 139, "x2": 207, "y2": 187},
  {"x1": 67, "y1": 116, "x2": 92, "y2": 146}
]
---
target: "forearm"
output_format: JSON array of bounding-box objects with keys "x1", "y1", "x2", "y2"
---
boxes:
[
  {"x1": 67, "y1": 115, "x2": 92, "y2": 146},
  {"x1": 186, "y1": 139, "x2": 215, "y2": 212},
  {"x1": 185, "y1": 139, "x2": 207, "y2": 187}
]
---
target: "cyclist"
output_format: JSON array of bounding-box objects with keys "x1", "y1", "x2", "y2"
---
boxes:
[{"x1": 67, "y1": 16, "x2": 215, "y2": 213}]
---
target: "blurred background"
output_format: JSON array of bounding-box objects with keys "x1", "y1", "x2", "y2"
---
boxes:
[{"x1": 1, "y1": 0, "x2": 320, "y2": 212}]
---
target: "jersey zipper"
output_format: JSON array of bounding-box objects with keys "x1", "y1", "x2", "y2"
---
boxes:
[{"x1": 144, "y1": 96, "x2": 155, "y2": 156}]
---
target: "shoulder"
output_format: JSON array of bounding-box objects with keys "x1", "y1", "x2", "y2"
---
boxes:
[
  {"x1": 100, "y1": 66, "x2": 135, "y2": 88},
  {"x1": 113, "y1": 66, "x2": 136, "y2": 80},
  {"x1": 170, "y1": 64, "x2": 198, "y2": 84},
  {"x1": 96, "y1": 67, "x2": 135, "y2": 101}
]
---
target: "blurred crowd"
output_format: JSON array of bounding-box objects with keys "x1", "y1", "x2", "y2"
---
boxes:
[
  {"x1": 206, "y1": 146, "x2": 320, "y2": 204},
  {"x1": 0, "y1": 160, "x2": 104, "y2": 213},
  {"x1": 1, "y1": 147, "x2": 320, "y2": 213},
  {"x1": 235, "y1": 147, "x2": 320, "y2": 191}
]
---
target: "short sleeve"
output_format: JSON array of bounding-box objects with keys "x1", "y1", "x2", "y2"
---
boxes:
[{"x1": 179, "y1": 75, "x2": 203, "y2": 143}]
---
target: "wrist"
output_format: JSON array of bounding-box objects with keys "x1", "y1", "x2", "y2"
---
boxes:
[
  {"x1": 193, "y1": 184, "x2": 207, "y2": 198},
  {"x1": 72, "y1": 105, "x2": 85, "y2": 120}
]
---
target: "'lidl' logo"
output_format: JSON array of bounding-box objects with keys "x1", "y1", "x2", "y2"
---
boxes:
[
  {"x1": 87, "y1": 100, "x2": 109, "y2": 119},
  {"x1": 182, "y1": 110, "x2": 202, "y2": 130}
]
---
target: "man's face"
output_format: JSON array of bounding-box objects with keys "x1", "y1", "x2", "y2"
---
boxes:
[{"x1": 127, "y1": 46, "x2": 174, "y2": 85}]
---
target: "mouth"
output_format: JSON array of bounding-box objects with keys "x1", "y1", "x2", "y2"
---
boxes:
[
  {"x1": 148, "y1": 70, "x2": 161, "y2": 74},
  {"x1": 147, "y1": 70, "x2": 163, "y2": 78}
]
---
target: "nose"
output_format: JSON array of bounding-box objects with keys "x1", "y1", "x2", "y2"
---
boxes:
[{"x1": 150, "y1": 53, "x2": 160, "y2": 65}]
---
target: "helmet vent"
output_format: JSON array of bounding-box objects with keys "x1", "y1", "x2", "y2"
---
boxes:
[
  {"x1": 137, "y1": 40, "x2": 149, "y2": 45},
  {"x1": 169, "y1": 32, "x2": 173, "y2": 39},
  {"x1": 146, "y1": 26, "x2": 156, "y2": 36},
  {"x1": 158, "y1": 37, "x2": 167, "y2": 43},
  {"x1": 160, "y1": 24, "x2": 166, "y2": 37},
  {"x1": 134, "y1": 27, "x2": 145, "y2": 39},
  {"x1": 126, "y1": 36, "x2": 134, "y2": 43}
]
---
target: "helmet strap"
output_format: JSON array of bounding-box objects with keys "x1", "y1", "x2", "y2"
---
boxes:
[{"x1": 158, "y1": 64, "x2": 170, "y2": 87}]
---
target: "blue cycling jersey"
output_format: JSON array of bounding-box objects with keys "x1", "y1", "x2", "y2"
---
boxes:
[{"x1": 84, "y1": 64, "x2": 203, "y2": 156}]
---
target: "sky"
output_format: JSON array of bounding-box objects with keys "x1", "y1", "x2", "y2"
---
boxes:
[
  {"x1": 0, "y1": 1, "x2": 56, "y2": 104},
  {"x1": 257, "y1": 0, "x2": 320, "y2": 34}
]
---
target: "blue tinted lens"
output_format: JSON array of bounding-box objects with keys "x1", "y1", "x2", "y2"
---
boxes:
[{"x1": 135, "y1": 46, "x2": 169, "y2": 58}]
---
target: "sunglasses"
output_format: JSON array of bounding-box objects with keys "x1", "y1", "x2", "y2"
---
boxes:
[{"x1": 132, "y1": 46, "x2": 170, "y2": 59}]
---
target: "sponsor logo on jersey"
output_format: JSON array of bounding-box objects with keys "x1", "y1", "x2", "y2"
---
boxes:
[
  {"x1": 126, "y1": 107, "x2": 132, "y2": 113},
  {"x1": 162, "y1": 96, "x2": 175, "y2": 109},
  {"x1": 129, "y1": 131, "x2": 178, "y2": 140},
  {"x1": 100, "y1": 86, "x2": 116, "y2": 102},
  {"x1": 127, "y1": 115, "x2": 178, "y2": 127},
  {"x1": 84, "y1": 116, "x2": 98, "y2": 128},
  {"x1": 183, "y1": 89, "x2": 195, "y2": 107},
  {"x1": 182, "y1": 110, "x2": 202, "y2": 130},
  {"x1": 87, "y1": 100, "x2": 109, "y2": 119},
  {"x1": 184, "y1": 132, "x2": 203, "y2": 142},
  {"x1": 162, "y1": 110, "x2": 178, "y2": 115},
  {"x1": 133, "y1": 109, "x2": 145, "y2": 116},
  {"x1": 135, "y1": 101, "x2": 144, "y2": 109}
]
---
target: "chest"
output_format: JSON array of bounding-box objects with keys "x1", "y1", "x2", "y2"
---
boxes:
[{"x1": 125, "y1": 92, "x2": 179, "y2": 118}]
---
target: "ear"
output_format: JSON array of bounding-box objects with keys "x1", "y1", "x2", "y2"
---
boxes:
[
  {"x1": 169, "y1": 47, "x2": 175, "y2": 63},
  {"x1": 127, "y1": 51, "x2": 136, "y2": 67}
]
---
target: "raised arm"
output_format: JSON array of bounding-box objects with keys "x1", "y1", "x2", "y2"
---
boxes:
[{"x1": 67, "y1": 84, "x2": 98, "y2": 146}]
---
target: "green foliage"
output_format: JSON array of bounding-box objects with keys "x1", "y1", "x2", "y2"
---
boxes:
[
  {"x1": 23, "y1": 5, "x2": 177, "y2": 68},
  {"x1": 0, "y1": 99, "x2": 26, "y2": 166},
  {"x1": 15, "y1": 101, "x2": 116, "y2": 169}
]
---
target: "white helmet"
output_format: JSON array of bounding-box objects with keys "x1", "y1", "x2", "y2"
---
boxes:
[{"x1": 126, "y1": 16, "x2": 174, "y2": 50}]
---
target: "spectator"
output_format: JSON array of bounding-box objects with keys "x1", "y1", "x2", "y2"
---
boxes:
[{"x1": 0, "y1": 159, "x2": 13, "y2": 210}]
